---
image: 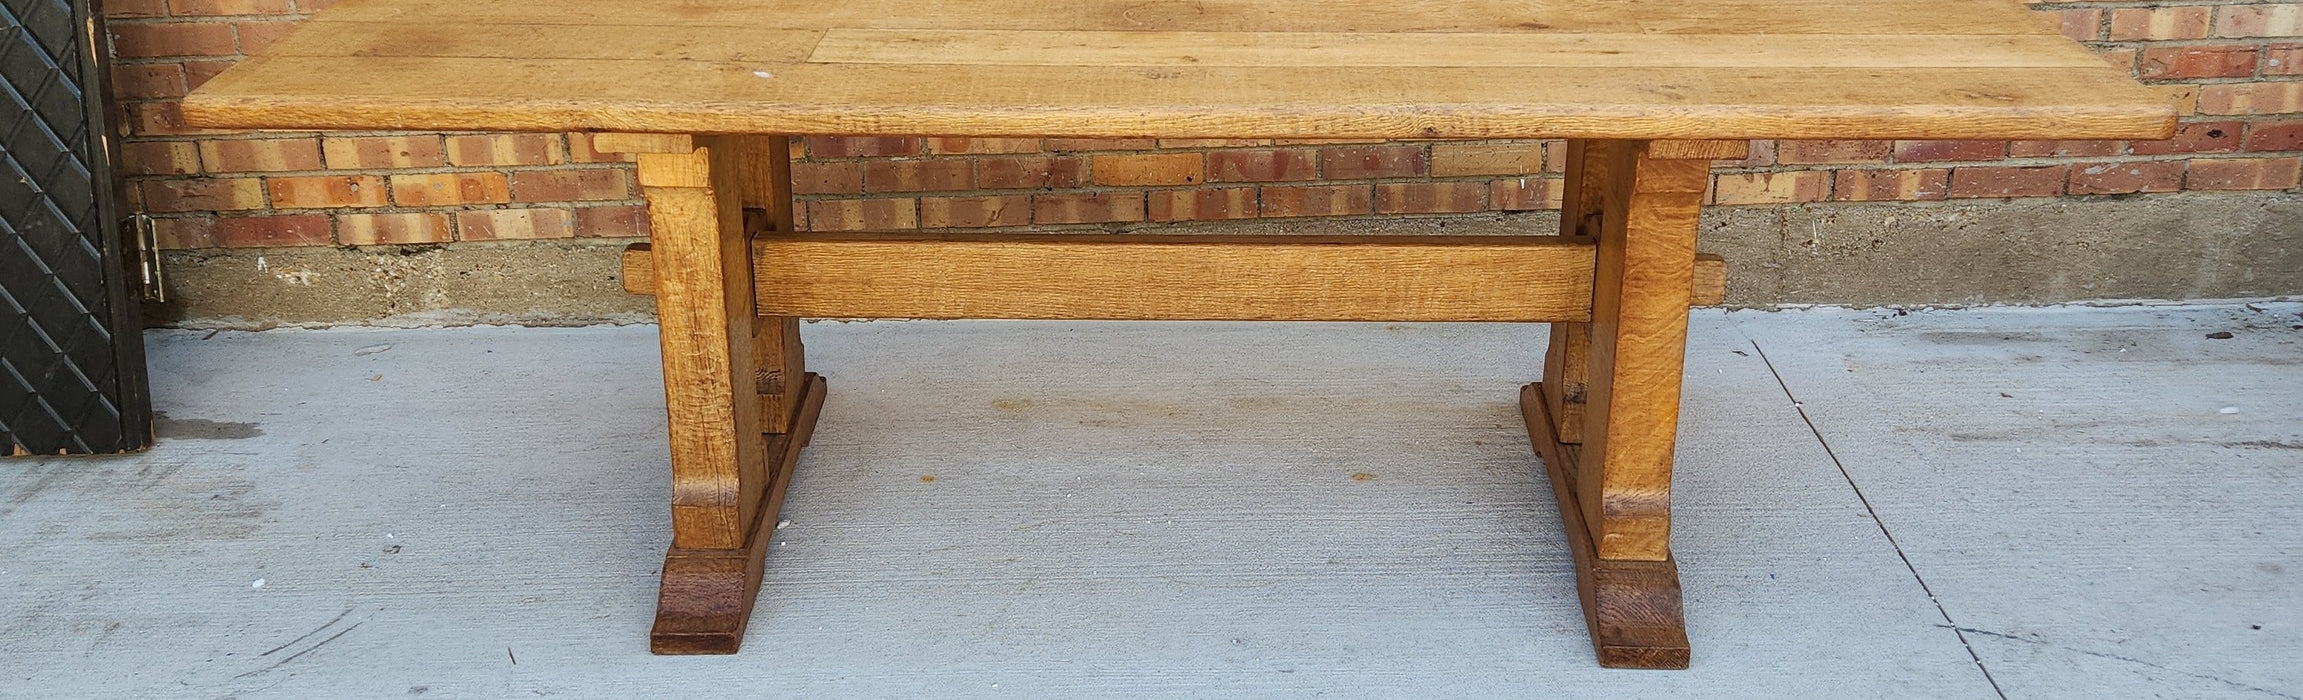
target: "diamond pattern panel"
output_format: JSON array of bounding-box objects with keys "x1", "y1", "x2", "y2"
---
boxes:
[{"x1": 1, "y1": 0, "x2": 144, "y2": 455}]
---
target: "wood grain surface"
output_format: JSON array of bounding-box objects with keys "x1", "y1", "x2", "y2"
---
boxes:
[
  {"x1": 1570, "y1": 140, "x2": 1711, "y2": 561},
  {"x1": 637, "y1": 144, "x2": 766, "y2": 551},
  {"x1": 182, "y1": 0, "x2": 2173, "y2": 140},
  {"x1": 632, "y1": 135, "x2": 820, "y2": 654},
  {"x1": 743, "y1": 233, "x2": 1597, "y2": 322},
  {"x1": 618, "y1": 240, "x2": 1729, "y2": 307}
]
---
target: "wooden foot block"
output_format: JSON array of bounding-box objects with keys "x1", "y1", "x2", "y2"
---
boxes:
[
  {"x1": 650, "y1": 373, "x2": 826, "y2": 655},
  {"x1": 1521, "y1": 382, "x2": 1692, "y2": 669}
]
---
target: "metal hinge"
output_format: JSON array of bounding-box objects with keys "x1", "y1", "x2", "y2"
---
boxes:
[{"x1": 131, "y1": 213, "x2": 165, "y2": 303}]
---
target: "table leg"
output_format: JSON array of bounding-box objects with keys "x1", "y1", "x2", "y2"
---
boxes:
[
  {"x1": 1526, "y1": 139, "x2": 1740, "y2": 669},
  {"x1": 617, "y1": 134, "x2": 825, "y2": 654}
]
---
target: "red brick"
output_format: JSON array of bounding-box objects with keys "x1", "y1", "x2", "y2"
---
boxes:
[
  {"x1": 2269, "y1": 44, "x2": 2303, "y2": 76},
  {"x1": 2138, "y1": 45, "x2": 2258, "y2": 80},
  {"x1": 1891, "y1": 140, "x2": 2005, "y2": 163},
  {"x1": 167, "y1": 0, "x2": 292, "y2": 15},
  {"x1": 215, "y1": 214, "x2": 330, "y2": 247},
  {"x1": 925, "y1": 138, "x2": 1041, "y2": 155},
  {"x1": 1259, "y1": 184, "x2": 1371, "y2": 218},
  {"x1": 791, "y1": 161, "x2": 862, "y2": 195},
  {"x1": 806, "y1": 198, "x2": 918, "y2": 231},
  {"x1": 321, "y1": 135, "x2": 445, "y2": 169},
  {"x1": 118, "y1": 141, "x2": 200, "y2": 176},
  {"x1": 1271, "y1": 138, "x2": 1384, "y2": 146},
  {"x1": 1713, "y1": 172, "x2": 1832, "y2": 205},
  {"x1": 124, "y1": 101, "x2": 205, "y2": 137},
  {"x1": 510, "y1": 169, "x2": 629, "y2": 202},
  {"x1": 2215, "y1": 4, "x2": 2303, "y2": 38},
  {"x1": 805, "y1": 136, "x2": 921, "y2": 158},
  {"x1": 112, "y1": 63, "x2": 187, "y2": 99},
  {"x1": 2245, "y1": 120, "x2": 2303, "y2": 152},
  {"x1": 2108, "y1": 6, "x2": 2211, "y2": 41},
  {"x1": 445, "y1": 134, "x2": 562, "y2": 167},
  {"x1": 1726, "y1": 140, "x2": 1777, "y2": 169},
  {"x1": 2162, "y1": 84, "x2": 2203, "y2": 116},
  {"x1": 975, "y1": 156, "x2": 1088, "y2": 189},
  {"x1": 919, "y1": 195, "x2": 1031, "y2": 228},
  {"x1": 141, "y1": 177, "x2": 264, "y2": 212},
  {"x1": 1032, "y1": 192, "x2": 1144, "y2": 224},
  {"x1": 336, "y1": 212, "x2": 453, "y2": 245},
  {"x1": 2129, "y1": 121, "x2": 2243, "y2": 155},
  {"x1": 1093, "y1": 152, "x2": 1203, "y2": 186},
  {"x1": 566, "y1": 133, "x2": 637, "y2": 164},
  {"x1": 108, "y1": 22, "x2": 239, "y2": 58},
  {"x1": 1778, "y1": 140, "x2": 1892, "y2": 165},
  {"x1": 1043, "y1": 138, "x2": 1155, "y2": 152},
  {"x1": 181, "y1": 60, "x2": 232, "y2": 91},
  {"x1": 573, "y1": 205, "x2": 649, "y2": 238},
  {"x1": 2198, "y1": 83, "x2": 2303, "y2": 115},
  {"x1": 1833, "y1": 169, "x2": 1950, "y2": 201},
  {"x1": 2067, "y1": 160, "x2": 2185, "y2": 195},
  {"x1": 151, "y1": 217, "x2": 215, "y2": 249},
  {"x1": 458, "y1": 208, "x2": 575, "y2": 240},
  {"x1": 2007, "y1": 140, "x2": 2122, "y2": 158},
  {"x1": 2052, "y1": 8, "x2": 2102, "y2": 41},
  {"x1": 863, "y1": 159, "x2": 974, "y2": 192},
  {"x1": 1321, "y1": 145, "x2": 1426, "y2": 179},
  {"x1": 2187, "y1": 157, "x2": 2303, "y2": 189},
  {"x1": 104, "y1": 0, "x2": 168, "y2": 18},
  {"x1": 1147, "y1": 187, "x2": 1256, "y2": 221},
  {"x1": 1489, "y1": 177, "x2": 1562, "y2": 211},
  {"x1": 197, "y1": 137, "x2": 321, "y2": 172},
  {"x1": 1206, "y1": 149, "x2": 1318, "y2": 182},
  {"x1": 1948, "y1": 165, "x2": 2069, "y2": 198},
  {"x1": 232, "y1": 20, "x2": 296, "y2": 55},
  {"x1": 390, "y1": 172, "x2": 510, "y2": 206},
  {"x1": 268, "y1": 175, "x2": 388, "y2": 209},
  {"x1": 1431, "y1": 143, "x2": 1544, "y2": 177},
  {"x1": 1157, "y1": 139, "x2": 1268, "y2": 148},
  {"x1": 1374, "y1": 182, "x2": 1485, "y2": 214},
  {"x1": 2093, "y1": 47, "x2": 2139, "y2": 74}
]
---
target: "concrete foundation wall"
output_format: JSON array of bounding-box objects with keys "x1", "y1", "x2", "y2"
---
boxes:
[{"x1": 150, "y1": 193, "x2": 2303, "y2": 328}]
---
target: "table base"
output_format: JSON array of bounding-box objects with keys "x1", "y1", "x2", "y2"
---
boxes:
[
  {"x1": 651, "y1": 373, "x2": 826, "y2": 654},
  {"x1": 1525, "y1": 382, "x2": 1692, "y2": 669}
]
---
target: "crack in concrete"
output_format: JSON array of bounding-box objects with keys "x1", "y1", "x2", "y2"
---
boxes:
[
  {"x1": 1733, "y1": 320, "x2": 2009, "y2": 699},
  {"x1": 1942, "y1": 625, "x2": 2299, "y2": 700}
]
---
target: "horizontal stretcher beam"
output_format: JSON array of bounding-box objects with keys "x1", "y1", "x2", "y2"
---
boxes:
[{"x1": 621, "y1": 233, "x2": 1726, "y2": 322}]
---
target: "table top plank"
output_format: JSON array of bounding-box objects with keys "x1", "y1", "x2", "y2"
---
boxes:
[
  {"x1": 299, "y1": 0, "x2": 2058, "y2": 36},
  {"x1": 807, "y1": 30, "x2": 2111, "y2": 69},
  {"x1": 262, "y1": 21, "x2": 2108, "y2": 70},
  {"x1": 185, "y1": 0, "x2": 2174, "y2": 140}
]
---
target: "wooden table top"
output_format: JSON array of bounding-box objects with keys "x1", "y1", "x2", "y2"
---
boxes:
[{"x1": 184, "y1": 0, "x2": 2175, "y2": 141}]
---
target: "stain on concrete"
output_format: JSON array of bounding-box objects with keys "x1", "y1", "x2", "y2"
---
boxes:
[
  {"x1": 1916, "y1": 331, "x2": 2058, "y2": 345},
  {"x1": 2221, "y1": 440, "x2": 2303, "y2": 450},
  {"x1": 152, "y1": 412, "x2": 263, "y2": 440},
  {"x1": 86, "y1": 460, "x2": 273, "y2": 542}
]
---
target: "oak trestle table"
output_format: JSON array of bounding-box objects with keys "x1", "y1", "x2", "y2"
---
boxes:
[{"x1": 184, "y1": 0, "x2": 2173, "y2": 668}]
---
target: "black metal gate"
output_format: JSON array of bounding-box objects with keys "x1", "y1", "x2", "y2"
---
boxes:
[{"x1": 1, "y1": 0, "x2": 149, "y2": 455}]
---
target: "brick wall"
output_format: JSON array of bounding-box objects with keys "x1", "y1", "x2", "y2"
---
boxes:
[{"x1": 108, "y1": 1, "x2": 2303, "y2": 251}]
